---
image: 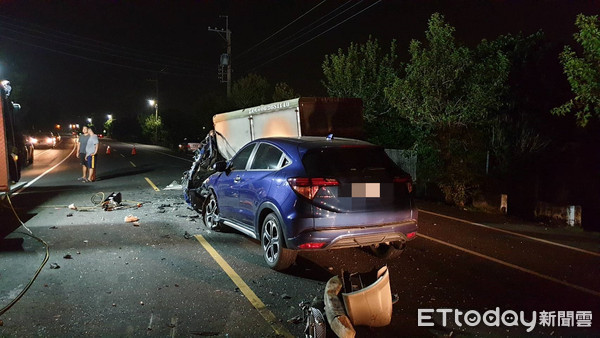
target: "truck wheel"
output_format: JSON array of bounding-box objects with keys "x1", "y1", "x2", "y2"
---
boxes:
[
  {"x1": 203, "y1": 192, "x2": 222, "y2": 231},
  {"x1": 261, "y1": 213, "x2": 297, "y2": 270},
  {"x1": 8, "y1": 156, "x2": 20, "y2": 183},
  {"x1": 369, "y1": 241, "x2": 405, "y2": 259}
]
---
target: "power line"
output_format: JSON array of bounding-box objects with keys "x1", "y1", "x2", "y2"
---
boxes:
[
  {"x1": 236, "y1": 0, "x2": 359, "y2": 69},
  {"x1": 246, "y1": 0, "x2": 382, "y2": 74},
  {"x1": 0, "y1": 14, "x2": 206, "y2": 69},
  {"x1": 0, "y1": 35, "x2": 211, "y2": 78},
  {"x1": 236, "y1": 0, "x2": 327, "y2": 59},
  {"x1": 0, "y1": 15, "x2": 213, "y2": 74}
]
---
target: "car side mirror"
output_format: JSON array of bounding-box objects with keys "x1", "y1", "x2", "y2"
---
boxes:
[{"x1": 213, "y1": 161, "x2": 229, "y2": 172}]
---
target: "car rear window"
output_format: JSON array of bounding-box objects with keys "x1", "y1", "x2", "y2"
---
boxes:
[{"x1": 302, "y1": 146, "x2": 403, "y2": 179}]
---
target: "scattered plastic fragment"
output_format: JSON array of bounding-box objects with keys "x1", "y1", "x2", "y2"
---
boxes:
[
  {"x1": 66, "y1": 213, "x2": 73, "y2": 217},
  {"x1": 63, "y1": 254, "x2": 72, "y2": 259},
  {"x1": 132, "y1": 222, "x2": 140, "y2": 227},
  {"x1": 50, "y1": 263, "x2": 60, "y2": 269},
  {"x1": 183, "y1": 231, "x2": 192, "y2": 239},
  {"x1": 124, "y1": 215, "x2": 139, "y2": 223},
  {"x1": 68, "y1": 203, "x2": 77, "y2": 210}
]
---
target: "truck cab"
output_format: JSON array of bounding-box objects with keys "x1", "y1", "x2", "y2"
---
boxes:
[{"x1": 0, "y1": 80, "x2": 22, "y2": 189}]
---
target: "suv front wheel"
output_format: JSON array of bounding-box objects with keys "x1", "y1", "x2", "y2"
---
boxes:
[
  {"x1": 203, "y1": 192, "x2": 222, "y2": 231},
  {"x1": 261, "y1": 213, "x2": 297, "y2": 271}
]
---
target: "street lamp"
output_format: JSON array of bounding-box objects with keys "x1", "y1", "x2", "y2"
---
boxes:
[
  {"x1": 148, "y1": 99, "x2": 159, "y2": 144},
  {"x1": 107, "y1": 114, "x2": 112, "y2": 120},
  {"x1": 87, "y1": 117, "x2": 92, "y2": 124}
]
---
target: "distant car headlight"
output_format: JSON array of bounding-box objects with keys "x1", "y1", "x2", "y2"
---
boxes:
[
  {"x1": 30, "y1": 138, "x2": 38, "y2": 144},
  {"x1": 46, "y1": 137, "x2": 53, "y2": 143}
]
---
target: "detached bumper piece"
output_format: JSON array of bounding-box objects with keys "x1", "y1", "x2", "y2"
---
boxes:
[
  {"x1": 323, "y1": 266, "x2": 393, "y2": 337},
  {"x1": 342, "y1": 266, "x2": 392, "y2": 327}
]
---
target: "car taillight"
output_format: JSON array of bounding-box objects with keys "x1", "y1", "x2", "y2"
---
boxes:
[
  {"x1": 298, "y1": 242, "x2": 326, "y2": 249},
  {"x1": 287, "y1": 177, "x2": 339, "y2": 200},
  {"x1": 406, "y1": 231, "x2": 417, "y2": 240},
  {"x1": 394, "y1": 176, "x2": 413, "y2": 193}
]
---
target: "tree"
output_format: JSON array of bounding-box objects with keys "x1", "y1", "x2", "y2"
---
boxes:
[
  {"x1": 552, "y1": 14, "x2": 600, "y2": 127},
  {"x1": 272, "y1": 82, "x2": 298, "y2": 102},
  {"x1": 386, "y1": 13, "x2": 510, "y2": 206},
  {"x1": 231, "y1": 73, "x2": 270, "y2": 109},
  {"x1": 322, "y1": 36, "x2": 398, "y2": 123},
  {"x1": 140, "y1": 114, "x2": 162, "y2": 144}
]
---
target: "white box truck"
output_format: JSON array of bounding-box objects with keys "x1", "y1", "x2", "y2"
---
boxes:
[{"x1": 213, "y1": 97, "x2": 364, "y2": 159}]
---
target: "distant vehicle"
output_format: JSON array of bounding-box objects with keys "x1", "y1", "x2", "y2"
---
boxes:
[
  {"x1": 178, "y1": 137, "x2": 202, "y2": 153},
  {"x1": 18, "y1": 134, "x2": 34, "y2": 166},
  {"x1": 201, "y1": 136, "x2": 418, "y2": 270},
  {"x1": 30, "y1": 131, "x2": 57, "y2": 148}
]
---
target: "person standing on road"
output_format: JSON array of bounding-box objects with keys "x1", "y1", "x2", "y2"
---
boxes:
[
  {"x1": 85, "y1": 126, "x2": 99, "y2": 182},
  {"x1": 75, "y1": 125, "x2": 89, "y2": 181}
]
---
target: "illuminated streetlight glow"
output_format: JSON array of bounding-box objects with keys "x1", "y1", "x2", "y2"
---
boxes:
[
  {"x1": 87, "y1": 117, "x2": 92, "y2": 124},
  {"x1": 107, "y1": 114, "x2": 112, "y2": 120}
]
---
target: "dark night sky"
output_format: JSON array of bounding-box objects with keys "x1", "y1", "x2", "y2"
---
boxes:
[{"x1": 0, "y1": 0, "x2": 598, "y2": 129}]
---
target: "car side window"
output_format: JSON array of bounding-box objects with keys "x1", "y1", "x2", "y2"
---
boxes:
[
  {"x1": 231, "y1": 144, "x2": 255, "y2": 170},
  {"x1": 250, "y1": 143, "x2": 284, "y2": 170}
]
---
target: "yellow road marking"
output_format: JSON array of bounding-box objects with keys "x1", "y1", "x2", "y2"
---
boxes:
[
  {"x1": 129, "y1": 161, "x2": 136, "y2": 167},
  {"x1": 195, "y1": 234, "x2": 294, "y2": 338},
  {"x1": 417, "y1": 233, "x2": 600, "y2": 297},
  {"x1": 144, "y1": 177, "x2": 160, "y2": 191}
]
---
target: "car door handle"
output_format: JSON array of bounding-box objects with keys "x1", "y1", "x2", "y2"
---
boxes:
[{"x1": 234, "y1": 176, "x2": 241, "y2": 183}]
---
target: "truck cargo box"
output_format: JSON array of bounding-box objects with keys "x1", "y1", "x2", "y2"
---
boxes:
[{"x1": 213, "y1": 97, "x2": 363, "y2": 159}]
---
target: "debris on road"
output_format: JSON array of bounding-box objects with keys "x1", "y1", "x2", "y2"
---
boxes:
[
  {"x1": 341, "y1": 266, "x2": 392, "y2": 327},
  {"x1": 324, "y1": 275, "x2": 355, "y2": 338},
  {"x1": 66, "y1": 213, "x2": 73, "y2": 217},
  {"x1": 124, "y1": 215, "x2": 139, "y2": 223},
  {"x1": 102, "y1": 192, "x2": 122, "y2": 211},
  {"x1": 50, "y1": 263, "x2": 60, "y2": 269},
  {"x1": 63, "y1": 254, "x2": 72, "y2": 259},
  {"x1": 183, "y1": 231, "x2": 192, "y2": 239},
  {"x1": 132, "y1": 222, "x2": 140, "y2": 227},
  {"x1": 68, "y1": 203, "x2": 77, "y2": 210},
  {"x1": 164, "y1": 180, "x2": 182, "y2": 190}
]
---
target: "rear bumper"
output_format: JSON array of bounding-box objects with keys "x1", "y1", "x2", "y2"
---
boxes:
[{"x1": 286, "y1": 219, "x2": 418, "y2": 250}]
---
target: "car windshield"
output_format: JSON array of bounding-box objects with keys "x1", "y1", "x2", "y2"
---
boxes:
[{"x1": 302, "y1": 146, "x2": 403, "y2": 179}]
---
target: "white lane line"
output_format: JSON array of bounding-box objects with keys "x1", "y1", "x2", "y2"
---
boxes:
[
  {"x1": 13, "y1": 146, "x2": 76, "y2": 196},
  {"x1": 419, "y1": 209, "x2": 600, "y2": 257},
  {"x1": 417, "y1": 233, "x2": 600, "y2": 297}
]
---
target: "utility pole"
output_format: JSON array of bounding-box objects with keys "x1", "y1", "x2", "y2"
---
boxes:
[{"x1": 208, "y1": 15, "x2": 232, "y2": 97}]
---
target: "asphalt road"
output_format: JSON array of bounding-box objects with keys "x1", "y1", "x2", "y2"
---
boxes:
[{"x1": 0, "y1": 136, "x2": 599, "y2": 337}]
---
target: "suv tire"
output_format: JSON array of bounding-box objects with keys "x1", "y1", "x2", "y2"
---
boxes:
[{"x1": 261, "y1": 213, "x2": 297, "y2": 270}]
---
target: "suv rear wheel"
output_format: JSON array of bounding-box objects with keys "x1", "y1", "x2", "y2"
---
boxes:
[{"x1": 261, "y1": 213, "x2": 297, "y2": 270}]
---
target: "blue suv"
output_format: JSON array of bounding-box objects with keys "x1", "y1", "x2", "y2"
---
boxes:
[{"x1": 202, "y1": 136, "x2": 418, "y2": 270}]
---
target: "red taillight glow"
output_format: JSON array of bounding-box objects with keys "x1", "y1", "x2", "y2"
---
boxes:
[
  {"x1": 288, "y1": 177, "x2": 339, "y2": 200},
  {"x1": 298, "y1": 242, "x2": 326, "y2": 249},
  {"x1": 394, "y1": 176, "x2": 413, "y2": 193},
  {"x1": 406, "y1": 231, "x2": 417, "y2": 240}
]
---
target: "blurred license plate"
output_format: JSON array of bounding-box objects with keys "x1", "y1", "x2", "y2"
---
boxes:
[{"x1": 351, "y1": 183, "x2": 380, "y2": 198}]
